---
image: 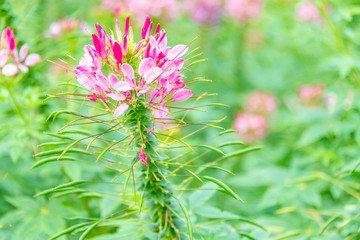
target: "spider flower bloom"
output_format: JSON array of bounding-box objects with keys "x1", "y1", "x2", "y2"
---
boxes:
[
  {"x1": 0, "y1": 27, "x2": 40, "y2": 76},
  {"x1": 46, "y1": 17, "x2": 89, "y2": 38},
  {"x1": 233, "y1": 112, "x2": 267, "y2": 143},
  {"x1": 74, "y1": 16, "x2": 192, "y2": 120},
  {"x1": 101, "y1": 0, "x2": 179, "y2": 22},
  {"x1": 245, "y1": 91, "x2": 277, "y2": 116},
  {"x1": 298, "y1": 84, "x2": 325, "y2": 105},
  {"x1": 183, "y1": 0, "x2": 222, "y2": 26},
  {"x1": 225, "y1": 0, "x2": 263, "y2": 23},
  {"x1": 295, "y1": 1, "x2": 330, "y2": 24}
]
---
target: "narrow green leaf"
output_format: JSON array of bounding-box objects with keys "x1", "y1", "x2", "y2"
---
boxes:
[
  {"x1": 60, "y1": 129, "x2": 92, "y2": 135},
  {"x1": 211, "y1": 166, "x2": 235, "y2": 176},
  {"x1": 34, "y1": 187, "x2": 74, "y2": 198},
  {"x1": 32, "y1": 156, "x2": 76, "y2": 169},
  {"x1": 178, "y1": 201, "x2": 193, "y2": 240},
  {"x1": 205, "y1": 124, "x2": 225, "y2": 130},
  {"x1": 38, "y1": 142, "x2": 68, "y2": 148},
  {"x1": 202, "y1": 176, "x2": 244, "y2": 202},
  {"x1": 79, "y1": 221, "x2": 100, "y2": 240},
  {"x1": 34, "y1": 148, "x2": 92, "y2": 158},
  {"x1": 221, "y1": 146, "x2": 262, "y2": 161},
  {"x1": 49, "y1": 222, "x2": 90, "y2": 240},
  {"x1": 58, "y1": 139, "x2": 83, "y2": 160},
  {"x1": 208, "y1": 103, "x2": 230, "y2": 108},
  {"x1": 54, "y1": 180, "x2": 87, "y2": 190},
  {"x1": 185, "y1": 169, "x2": 203, "y2": 183},
  {"x1": 52, "y1": 110, "x2": 77, "y2": 123},
  {"x1": 319, "y1": 216, "x2": 339, "y2": 236},
  {"x1": 51, "y1": 189, "x2": 87, "y2": 199},
  {"x1": 199, "y1": 145, "x2": 224, "y2": 155},
  {"x1": 218, "y1": 141, "x2": 244, "y2": 148},
  {"x1": 96, "y1": 144, "x2": 114, "y2": 162},
  {"x1": 59, "y1": 82, "x2": 84, "y2": 89},
  {"x1": 45, "y1": 133, "x2": 72, "y2": 140},
  {"x1": 219, "y1": 129, "x2": 238, "y2": 136}
]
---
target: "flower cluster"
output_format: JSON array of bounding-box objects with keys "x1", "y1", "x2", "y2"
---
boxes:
[
  {"x1": 183, "y1": 0, "x2": 222, "y2": 26},
  {"x1": 224, "y1": 0, "x2": 263, "y2": 23},
  {"x1": 74, "y1": 16, "x2": 193, "y2": 119},
  {"x1": 298, "y1": 84, "x2": 324, "y2": 106},
  {"x1": 233, "y1": 91, "x2": 277, "y2": 143},
  {"x1": 295, "y1": 1, "x2": 331, "y2": 24},
  {"x1": 101, "y1": 0, "x2": 178, "y2": 22},
  {"x1": 0, "y1": 27, "x2": 40, "y2": 76},
  {"x1": 46, "y1": 17, "x2": 89, "y2": 38}
]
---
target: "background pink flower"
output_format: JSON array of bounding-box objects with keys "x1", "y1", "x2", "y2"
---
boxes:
[
  {"x1": 233, "y1": 112, "x2": 267, "y2": 143},
  {"x1": 225, "y1": 0, "x2": 263, "y2": 23},
  {"x1": 245, "y1": 91, "x2": 277, "y2": 116}
]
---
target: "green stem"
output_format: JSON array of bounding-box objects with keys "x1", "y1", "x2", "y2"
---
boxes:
[
  {"x1": 125, "y1": 102, "x2": 183, "y2": 239},
  {"x1": 5, "y1": 82, "x2": 28, "y2": 124}
]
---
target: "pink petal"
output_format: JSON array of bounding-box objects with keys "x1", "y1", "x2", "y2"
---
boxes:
[
  {"x1": 18, "y1": 64, "x2": 28, "y2": 73},
  {"x1": 138, "y1": 58, "x2": 155, "y2": 77},
  {"x1": 0, "y1": 50, "x2": 8, "y2": 67},
  {"x1": 113, "y1": 81, "x2": 132, "y2": 92},
  {"x1": 24, "y1": 54, "x2": 40, "y2": 66},
  {"x1": 19, "y1": 44, "x2": 28, "y2": 61},
  {"x1": 171, "y1": 89, "x2": 193, "y2": 102},
  {"x1": 168, "y1": 45, "x2": 188, "y2": 60},
  {"x1": 121, "y1": 63, "x2": 134, "y2": 79},
  {"x1": 75, "y1": 74, "x2": 93, "y2": 89},
  {"x1": 109, "y1": 74, "x2": 119, "y2": 88},
  {"x1": 124, "y1": 16, "x2": 130, "y2": 36},
  {"x1": 144, "y1": 67, "x2": 162, "y2": 84},
  {"x1": 114, "y1": 103, "x2": 129, "y2": 117},
  {"x1": 107, "y1": 92, "x2": 125, "y2": 101},
  {"x1": 113, "y1": 41, "x2": 123, "y2": 63},
  {"x1": 141, "y1": 17, "x2": 151, "y2": 39},
  {"x1": 2, "y1": 64, "x2": 18, "y2": 76},
  {"x1": 96, "y1": 71, "x2": 110, "y2": 89}
]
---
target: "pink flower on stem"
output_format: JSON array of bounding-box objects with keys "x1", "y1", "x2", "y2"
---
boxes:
[
  {"x1": 183, "y1": 0, "x2": 222, "y2": 26},
  {"x1": 46, "y1": 16, "x2": 90, "y2": 38},
  {"x1": 0, "y1": 27, "x2": 40, "y2": 76},
  {"x1": 295, "y1": 1, "x2": 331, "y2": 24},
  {"x1": 298, "y1": 84, "x2": 325, "y2": 105},
  {"x1": 233, "y1": 112, "x2": 267, "y2": 143},
  {"x1": 245, "y1": 91, "x2": 277, "y2": 116},
  {"x1": 74, "y1": 16, "x2": 193, "y2": 121},
  {"x1": 225, "y1": 0, "x2": 263, "y2": 23},
  {"x1": 101, "y1": 0, "x2": 179, "y2": 23}
]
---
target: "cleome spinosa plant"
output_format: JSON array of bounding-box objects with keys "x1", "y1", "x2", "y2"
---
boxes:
[{"x1": 34, "y1": 16, "x2": 262, "y2": 239}]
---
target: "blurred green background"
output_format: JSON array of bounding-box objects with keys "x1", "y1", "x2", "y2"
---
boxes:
[{"x1": 1, "y1": 0, "x2": 360, "y2": 239}]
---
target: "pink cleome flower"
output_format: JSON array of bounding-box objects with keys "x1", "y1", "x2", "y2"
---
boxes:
[
  {"x1": 101, "y1": 0, "x2": 179, "y2": 23},
  {"x1": 295, "y1": 1, "x2": 331, "y2": 24},
  {"x1": 245, "y1": 91, "x2": 277, "y2": 116},
  {"x1": 183, "y1": 0, "x2": 223, "y2": 26},
  {"x1": 224, "y1": 0, "x2": 263, "y2": 23},
  {"x1": 298, "y1": 84, "x2": 325, "y2": 105},
  {"x1": 74, "y1": 16, "x2": 193, "y2": 119},
  {"x1": 0, "y1": 27, "x2": 40, "y2": 76},
  {"x1": 47, "y1": 16, "x2": 90, "y2": 38},
  {"x1": 233, "y1": 112, "x2": 267, "y2": 143}
]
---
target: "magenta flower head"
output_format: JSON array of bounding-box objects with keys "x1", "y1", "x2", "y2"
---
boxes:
[
  {"x1": 74, "y1": 16, "x2": 192, "y2": 122},
  {"x1": 0, "y1": 27, "x2": 40, "y2": 76}
]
